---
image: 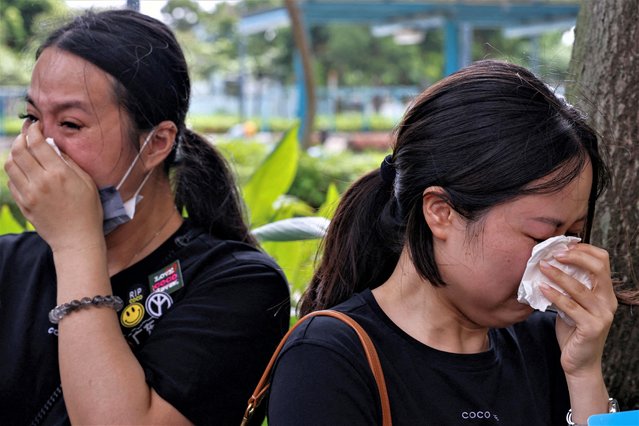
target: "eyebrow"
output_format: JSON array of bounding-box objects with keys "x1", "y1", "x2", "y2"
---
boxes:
[
  {"x1": 532, "y1": 214, "x2": 587, "y2": 228},
  {"x1": 25, "y1": 94, "x2": 92, "y2": 115}
]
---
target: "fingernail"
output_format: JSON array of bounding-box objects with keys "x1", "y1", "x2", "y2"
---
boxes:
[
  {"x1": 539, "y1": 283, "x2": 551, "y2": 292},
  {"x1": 554, "y1": 249, "x2": 569, "y2": 259},
  {"x1": 540, "y1": 259, "x2": 551, "y2": 268}
]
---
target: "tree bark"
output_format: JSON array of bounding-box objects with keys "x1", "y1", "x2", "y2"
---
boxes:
[
  {"x1": 567, "y1": 0, "x2": 639, "y2": 410},
  {"x1": 285, "y1": 0, "x2": 316, "y2": 149}
]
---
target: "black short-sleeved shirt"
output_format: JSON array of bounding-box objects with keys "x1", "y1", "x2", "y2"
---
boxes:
[
  {"x1": 268, "y1": 289, "x2": 569, "y2": 425},
  {"x1": 0, "y1": 221, "x2": 290, "y2": 425}
]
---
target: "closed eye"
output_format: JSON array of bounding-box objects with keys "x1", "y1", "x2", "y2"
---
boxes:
[
  {"x1": 60, "y1": 121, "x2": 82, "y2": 130},
  {"x1": 531, "y1": 232, "x2": 582, "y2": 244},
  {"x1": 18, "y1": 113, "x2": 38, "y2": 123}
]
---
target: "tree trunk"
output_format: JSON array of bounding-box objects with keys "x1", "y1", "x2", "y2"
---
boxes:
[
  {"x1": 567, "y1": 0, "x2": 639, "y2": 410},
  {"x1": 285, "y1": 0, "x2": 316, "y2": 149}
]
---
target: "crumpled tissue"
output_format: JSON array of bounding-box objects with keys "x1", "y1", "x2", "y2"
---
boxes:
[{"x1": 517, "y1": 235, "x2": 591, "y2": 326}]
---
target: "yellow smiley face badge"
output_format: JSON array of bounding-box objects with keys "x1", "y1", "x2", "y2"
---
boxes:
[{"x1": 120, "y1": 302, "x2": 145, "y2": 328}]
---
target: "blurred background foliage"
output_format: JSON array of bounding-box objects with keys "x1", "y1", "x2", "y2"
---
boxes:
[
  {"x1": 0, "y1": 0, "x2": 572, "y2": 86},
  {"x1": 160, "y1": 0, "x2": 571, "y2": 87}
]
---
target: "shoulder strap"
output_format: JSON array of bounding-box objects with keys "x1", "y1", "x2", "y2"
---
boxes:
[{"x1": 241, "y1": 309, "x2": 392, "y2": 426}]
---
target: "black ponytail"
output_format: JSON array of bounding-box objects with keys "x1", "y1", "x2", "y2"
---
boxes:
[
  {"x1": 173, "y1": 129, "x2": 256, "y2": 245},
  {"x1": 299, "y1": 170, "x2": 403, "y2": 316}
]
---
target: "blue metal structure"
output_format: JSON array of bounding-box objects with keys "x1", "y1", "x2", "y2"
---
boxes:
[{"x1": 238, "y1": 0, "x2": 580, "y2": 128}]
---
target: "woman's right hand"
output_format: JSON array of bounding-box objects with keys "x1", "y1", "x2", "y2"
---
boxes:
[{"x1": 4, "y1": 123, "x2": 104, "y2": 253}]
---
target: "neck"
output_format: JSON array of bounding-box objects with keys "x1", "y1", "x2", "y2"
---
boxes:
[
  {"x1": 105, "y1": 175, "x2": 183, "y2": 276},
  {"x1": 372, "y1": 248, "x2": 490, "y2": 354}
]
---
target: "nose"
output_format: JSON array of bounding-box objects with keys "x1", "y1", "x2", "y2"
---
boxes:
[
  {"x1": 38, "y1": 119, "x2": 50, "y2": 140},
  {"x1": 37, "y1": 118, "x2": 61, "y2": 148}
]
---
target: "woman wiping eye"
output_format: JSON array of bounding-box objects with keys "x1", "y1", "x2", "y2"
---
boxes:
[{"x1": 267, "y1": 60, "x2": 620, "y2": 426}]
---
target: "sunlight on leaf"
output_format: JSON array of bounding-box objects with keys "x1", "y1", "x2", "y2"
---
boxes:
[
  {"x1": 243, "y1": 125, "x2": 300, "y2": 227},
  {"x1": 0, "y1": 204, "x2": 26, "y2": 235},
  {"x1": 262, "y1": 239, "x2": 320, "y2": 297},
  {"x1": 318, "y1": 182, "x2": 340, "y2": 219}
]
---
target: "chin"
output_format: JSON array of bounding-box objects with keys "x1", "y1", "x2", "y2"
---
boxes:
[
  {"x1": 513, "y1": 304, "x2": 535, "y2": 323},
  {"x1": 494, "y1": 303, "x2": 535, "y2": 328}
]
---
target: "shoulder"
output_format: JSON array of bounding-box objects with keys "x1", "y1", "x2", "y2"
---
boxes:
[
  {"x1": 269, "y1": 294, "x2": 382, "y2": 424},
  {"x1": 282, "y1": 293, "x2": 376, "y2": 358},
  {"x1": 164, "y1": 223, "x2": 289, "y2": 319},
  {"x1": 273, "y1": 296, "x2": 381, "y2": 376},
  {"x1": 170, "y1": 223, "x2": 288, "y2": 297},
  {"x1": 179, "y1": 223, "x2": 285, "y2": 281}
]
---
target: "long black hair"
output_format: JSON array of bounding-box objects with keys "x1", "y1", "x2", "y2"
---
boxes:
[
  {"x1": 37, "y1": 9, "x2": 255, "y2": 245},
  {"x1": 300, "y1": 60, "x2": 609, "y2": 315}
]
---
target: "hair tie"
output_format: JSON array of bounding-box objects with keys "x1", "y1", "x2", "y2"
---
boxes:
[{"x1": 380, "y1": 154, "x2": 396, "y2": 187}]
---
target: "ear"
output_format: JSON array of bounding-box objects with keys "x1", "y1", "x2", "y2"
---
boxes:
[
  {"x1": 422, "y1": 186, "x2": 455, "y2": 240},
  {"x1": 140, "y1": 120, "x2": 177, "y2": 169}
]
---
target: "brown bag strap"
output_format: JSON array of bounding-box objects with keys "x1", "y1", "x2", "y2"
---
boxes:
[{"x1": 241, "y1": 309, "x2": 392, "y2": 426}]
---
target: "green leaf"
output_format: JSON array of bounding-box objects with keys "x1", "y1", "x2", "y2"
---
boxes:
[
  {"x1": 243, "y1": 125, "x2": 300, "y2": 227},
  {"x1": 262, "y1": 239, "x2": 320, "y2": 298},
  {"x1": 318, "y1": 182, "x2": 340, "y2": 219},
  {"x1": 0, "y1": 204, "x2": 25, "y2": 235}
]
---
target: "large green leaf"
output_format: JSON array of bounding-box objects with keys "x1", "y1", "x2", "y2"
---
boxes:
[
  {"x1": 318, "y1": 182, "x2": 340, "y2": 219},
  {"x1": 0, "y1": 204, "x2": 25, "y2": 235},
  {"x1": 262, "y1": 239, "x2": 320, "y2": 298},
  {"x1": 243, "y1": 125, "x2": 300, "y2": 226}
]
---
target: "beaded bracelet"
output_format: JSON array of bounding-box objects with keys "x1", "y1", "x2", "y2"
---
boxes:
[{"x1": 48, "y1": 295, "x2": 124, "y2": 324}]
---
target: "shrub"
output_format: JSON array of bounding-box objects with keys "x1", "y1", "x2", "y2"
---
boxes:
[{"x1": 288, "y1": 148, "x2": 388, "y2": 208}]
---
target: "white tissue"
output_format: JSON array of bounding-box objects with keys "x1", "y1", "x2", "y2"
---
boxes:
[
  {"x1": 45, "y1": 137, "x2": 62, "y2": 157},
  {"x1": 517, "y1": 235, "x2": 591, "y2": 326}
]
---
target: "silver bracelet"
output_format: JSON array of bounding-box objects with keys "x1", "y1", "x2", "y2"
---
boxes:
[
  {"x1": 48, "y1": 295, "x2": 124, "y2": 324},
  {"x1": 566, "y1": 398, "x2": 619, "y2": 425}
]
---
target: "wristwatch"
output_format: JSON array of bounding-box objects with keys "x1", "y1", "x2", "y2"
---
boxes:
[{"x1": 566, "y1": 398, "x2": 619, "y2": 426}]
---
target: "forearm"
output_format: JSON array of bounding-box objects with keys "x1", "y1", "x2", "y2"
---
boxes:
[
  {"x1": 58, "y1": 307, "x2": 150, "y2": 423},
  {"x1": 54, "y1": 246, "x2": 188, "y2": 424},
  {"x1": 565, "y1": 368, "x2": 609, "y2": 425}
]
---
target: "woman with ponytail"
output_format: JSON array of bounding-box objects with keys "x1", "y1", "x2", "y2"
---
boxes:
[
  {"x1": 1, "y1": 9, "x2": 288, "y2": 425},
  {"x1": 269, "y1": 61, "x2": 620, "y2": 425}
]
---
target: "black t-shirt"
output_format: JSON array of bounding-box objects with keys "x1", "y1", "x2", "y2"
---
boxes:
[
  {"x1": 268, "y1": 289, "x2": 569, "y2": 425},
  {"x1": 0, "y1": 221, "x2": 290, "y2": 425}
]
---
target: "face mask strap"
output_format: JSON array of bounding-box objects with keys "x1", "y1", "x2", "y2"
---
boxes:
[
  {"x1": 116, "y1": 128, "x2": 156, "y2": 191},
  {"x1": 132, "y1": 169, "x2": 153, "y2": 200}
]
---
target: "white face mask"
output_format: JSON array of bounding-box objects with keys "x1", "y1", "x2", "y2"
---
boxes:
[{"x1": 98, "y1": 130, "x2": 155, "y2": 235}]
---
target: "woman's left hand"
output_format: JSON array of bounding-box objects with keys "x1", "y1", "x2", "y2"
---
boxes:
[{"x1": 539, "y1": 243, "x2": 617, "y2": 376}]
